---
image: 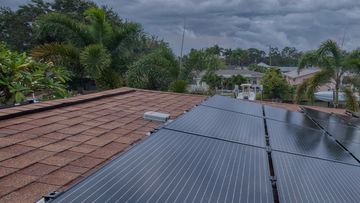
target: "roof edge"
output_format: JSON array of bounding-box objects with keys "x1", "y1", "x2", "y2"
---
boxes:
[{"x1": 0, "y1": 88, "x2": 136, "y2": 121}]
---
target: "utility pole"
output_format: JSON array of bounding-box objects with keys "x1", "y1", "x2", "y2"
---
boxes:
[
  {"x1": 179, "y1": 19, "x2": 186, "y2": 71},
  {"x1": 341, "y1": 27, "x2": 347, "y2": 48}
]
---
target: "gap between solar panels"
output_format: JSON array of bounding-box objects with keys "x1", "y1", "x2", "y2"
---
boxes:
[{"x1": 262, "y1": 105, "x2": 280, "y2": 203}]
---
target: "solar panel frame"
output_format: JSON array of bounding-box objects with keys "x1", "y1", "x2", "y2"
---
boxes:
[
  {"x1": 273, "y1": 151, "x2": 360, "y2": 203},
  {"x1": 51, "y1": 129, "x2": 274, "y2": 203},
  {"x1": 165, "y1": 105, "x2": 266, "y2": 147}
]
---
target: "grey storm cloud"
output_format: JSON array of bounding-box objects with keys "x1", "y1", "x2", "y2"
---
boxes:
[{"x1": 2, "y1": 0, "x2": 360, "y2": 54}]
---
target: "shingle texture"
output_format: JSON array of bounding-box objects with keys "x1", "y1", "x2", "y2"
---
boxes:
[{"x1": 0, "y1": 88, "x2": 205, "y2": 203}]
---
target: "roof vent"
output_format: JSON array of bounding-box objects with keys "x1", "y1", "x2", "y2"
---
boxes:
[{"x1": 143, "y1": 111, "x2": 170, "y2": 122}]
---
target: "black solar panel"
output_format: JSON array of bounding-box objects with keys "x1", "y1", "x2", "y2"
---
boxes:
[
  {"x1": 264, "y1": 105, "x2": 319, "y2": 129},
  {"x1": 321, "y1": 121, "x2": 360, "y2": 143},
  {"x1": 201, "y1": 95, "x2": 263, "y2": 116},
  {"x1": 273, "y1": 151, "x2": 360, "y2": 203},
  {"x1": 51, "y1": 129, "x2": 273, "y2": 203},
  {"x1": 51, "y1": 96, "x2": 360, "y2": 203},
  {"x1": 267, "y1": 120, "x2": 358, "y2": 165},
  {"x1": 303, "y1": 107, "x2": 350, "y2": 125},
  {"x1": 166, "y1": 105, "x2": 266, "y2": 147},
  {"x1": 341, "y1": 142, "x2": 360, "y2": 160},
  {"x1": 304, "y1": 107, "x2": 360, "y2": 161}
]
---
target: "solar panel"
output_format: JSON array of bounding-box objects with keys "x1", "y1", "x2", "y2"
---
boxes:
[
  {"x1": 166, "y1": 105, "x2": 266, "y2": 147},
  {"x1": 320, "y1": 121, "x2": 360, "y2": 144},
  {"x1": 51, "y1": 129, "x2": 273, "y2": 203},
  {"x1": 264, "y1": 105, "x2": 319, "y2": 129},
  {"x1": 341, "y1": 142, "x2": 360, "y2": 160},
  {"x1": 303, "y1": 107, "x2": 350, "y2": 126},
  {"x1": 201, "y1": 95, "x2": 263, "y2": 116},
  {"x1": 267, "y1": 120, "x2": 358, "y2": 165},
  {"x1": 273, "y1": 151, "x2": 360, "y2": 203}
]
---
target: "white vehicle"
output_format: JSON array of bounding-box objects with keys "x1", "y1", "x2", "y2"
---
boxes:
[{"x1": 237, "y1": 84, "x2": 256, "y2": 101}]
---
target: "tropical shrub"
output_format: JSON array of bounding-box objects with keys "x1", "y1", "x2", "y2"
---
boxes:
[
  {"x1": 169, "y1": 80, "x2": 188, "y2": 93},
  {"x1": 260, "y1": 68, "x2": 289, "y2": 99},
  {"x1": 0, "y1": 43, "x2": 70, "y2": 105},
  {"x1": 344, "y1": 88, "x2": 359, "y2": 112},
  {"x1": 127, "y1": 47, "x2": 179, "y2": 91}
]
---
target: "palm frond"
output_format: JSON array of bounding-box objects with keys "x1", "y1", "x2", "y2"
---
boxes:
[
  {"x1": 31, "y1": 43, "x2": 80, "y2": 62},
  {"x1": 317, "y1": 40, "x2": 342, "y2": 67},
  {"x1": 295, "y1": 70, "x2": 332, "y2": 103},
  {"x1": 108, "y1": 22, "x2": 141, "y2": 51},
  {"x1": 80, "y1": 44, "x2": 111, "y2": 79},
  {"x1": 294, "y1": 80, "x2": 309, "y2": 103},
  {"x1": 298, "y1": 51, "x2": 317, "y2": 72},
  {"x1": 345, "y1": 49, "x2": 360, "y2": 72},
  {"x1": 35, "y1": 13, "x2": 92, "y2": 45},
  {"x1": 85, "y1": 8, "x2": 113, "y2": 44}
]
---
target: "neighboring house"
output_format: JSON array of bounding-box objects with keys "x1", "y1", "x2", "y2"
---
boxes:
[
  {"x1": 257, "y1": 62, "x2": 297, "y2": 73},
  {"x1": 284, "y1": 68, "x2": 335, "y2": 91},
  {"x1": 215, "y1": 69, "x2": 264, "y2": 86},
  {"x1": 284, "y1": 68, "x2": 321, "y2": 85},
  {"x1": 277, "y1": 66, "x2": 297, "y2": 73},
  {"x1": 188, "y1": 71, "x2": 209, "y2": 92},
  {"x1": 257, "y1": 62, "x2": 270, "y2": 68},
  {"x1": 189, "y1": 67, "x2": 264, "y2": 92}
]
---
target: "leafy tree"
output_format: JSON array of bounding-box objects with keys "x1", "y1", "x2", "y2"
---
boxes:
[
  {"x1": 180, "y1": 48, "x2": 225, "y2": 81},
  {"x1": 127, "y1": 46, "x2": 179, "y2": 90},
  {"x1": 0, "y1": 0, "x2": 103, "y2": 51},
  {"x1": 0, "y1": 43, "x2": 70, "y2": 104},
  {"x1": 31, "y1": 8, "x2": 142, "y2": 89},
  {"x1": 248, "y1": 64, "x2": 266, "y2": 73},
  {"x1": 169, "y1": 80, "x2": 188, "y2": 93},
  {"x1": 225, "y1": 75, "x2": 247, "y2": 89},
  {"x1": 260, "y1": 68, "x2": 289, "y2": 99},
  {"x1": 247, "y1": 48, "x2": 266, "y2": 64},
  {"x1": 281, "y1": 46, "x2": 302, "y2": 66},
  {"x1": 296, "y1": 40, "x2": 359, "y2": 107},
  {"x1": 202, "y1": 71, "x2": 221, "y2": 93}
]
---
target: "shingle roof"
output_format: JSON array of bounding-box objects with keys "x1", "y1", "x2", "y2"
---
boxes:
[{"x1": 0, "y1": 88, "x2": 206, "y2": 203}]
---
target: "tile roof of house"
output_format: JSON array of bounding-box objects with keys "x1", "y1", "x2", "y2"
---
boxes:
[
  {"x1": 0, "y1": 88, "x2": 206, "y2": 203},
  {"x1": 283, "y1": 68, "x2": 321, "y2": 79}
]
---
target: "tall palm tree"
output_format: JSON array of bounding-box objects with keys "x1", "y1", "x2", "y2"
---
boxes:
[
  {"x1": 296, "y1": 40, "x2": 354, "y2": 107},
  {"x1": 31, "y1": 8, "x2": 141, "y2": 89}
]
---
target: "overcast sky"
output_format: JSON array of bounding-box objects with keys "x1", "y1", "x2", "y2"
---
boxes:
[{"x1": 2, "y1": 0, "x2": 360, "y2": 55}]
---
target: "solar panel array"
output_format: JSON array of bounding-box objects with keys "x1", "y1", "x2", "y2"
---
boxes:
[{"x1": 51, "y1": 96, "x2": 360, "y2": 203}]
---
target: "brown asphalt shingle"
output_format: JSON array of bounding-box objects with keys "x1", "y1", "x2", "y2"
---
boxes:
[{"x1": 0, "y1": 88, "x2": 205, "y2": 202}]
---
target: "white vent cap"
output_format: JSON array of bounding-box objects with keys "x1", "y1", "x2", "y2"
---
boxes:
[{"x1": 143, "y1": 111, "x2": 170, "y2": 122}]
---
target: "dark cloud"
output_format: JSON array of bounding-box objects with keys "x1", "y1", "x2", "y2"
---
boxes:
[{"x1": 2, "y1": 0, "x2": 360, "y2": 54}]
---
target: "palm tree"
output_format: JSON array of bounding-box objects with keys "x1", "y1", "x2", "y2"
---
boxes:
[
  {"x1": 296, "y1": 40, "x2": 355, "y2": 107},
  {"x1": 31, "y1": 8, "x2": 141, "y2": 89}
]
